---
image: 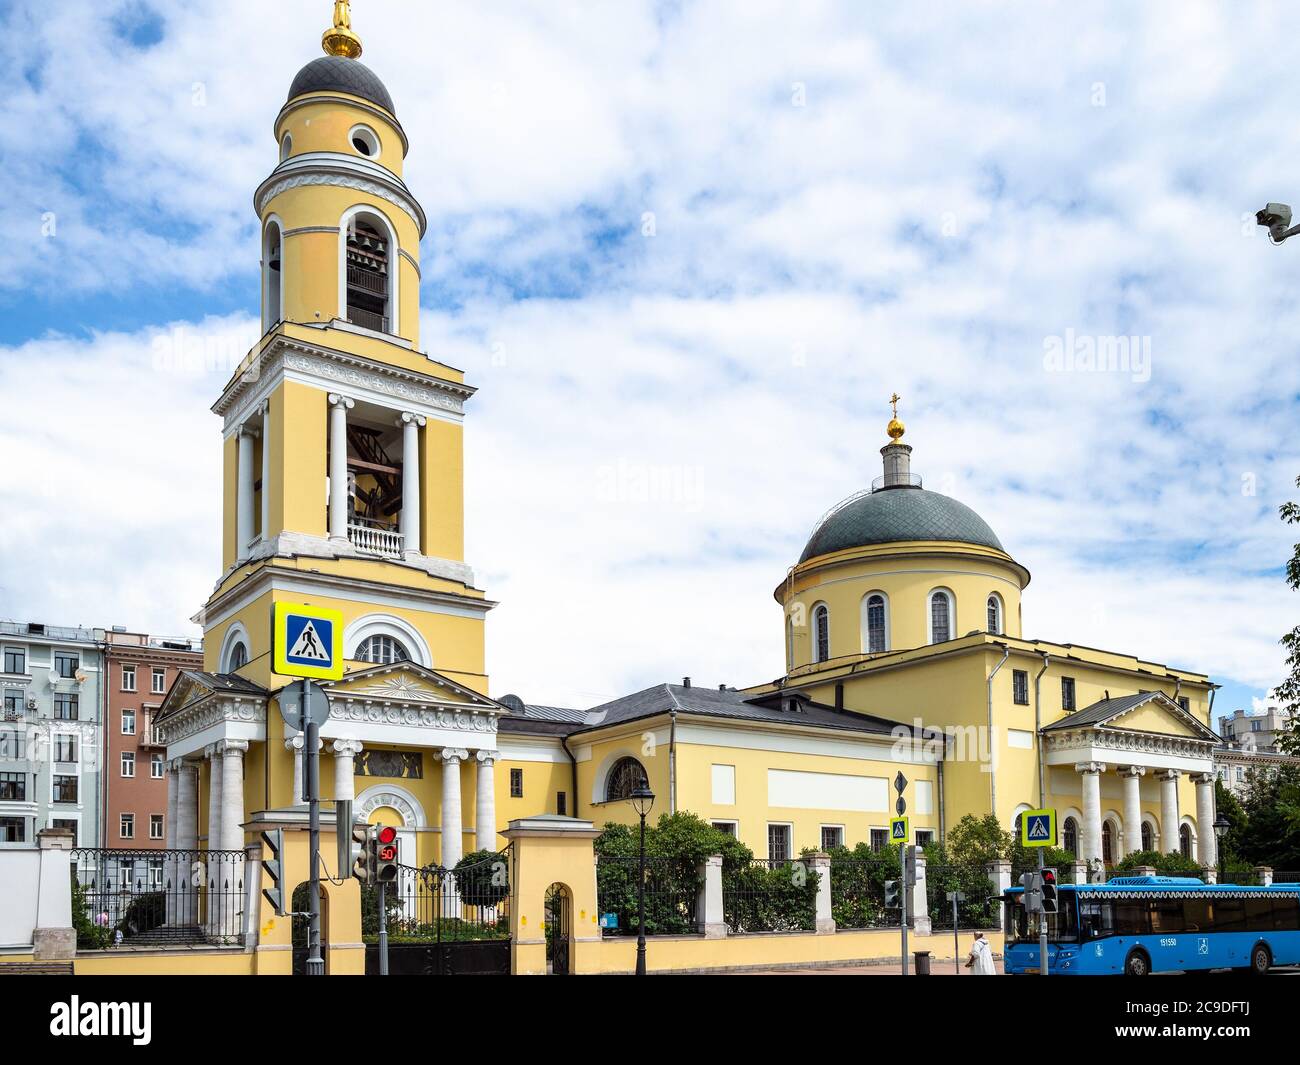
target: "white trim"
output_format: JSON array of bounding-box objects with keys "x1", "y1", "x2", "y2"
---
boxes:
[
  {"x1": 343, "y1": 613, "x2": 432, "y2": 669},
  {"x1": 673, "y1": 720, "x2": 941, "y2": 766},
  {"x1": 860, "y1": 590, "x2": 890, "y2": 654},
  {"x1": 927, "y1": 587, "x2": 956, "y2": 644},
  {"x1": 709, "y1": 818, "x2": 739, "y2": 837},
  {"x1": 986, "y1": 592, "x2": 1004, "y2": 636},
  {"x1": 819, "y1": 823, "x2": 846, "y2": 849},
  {"x1": 218, "y1": 623, "x2": 252, "y2": 674},
  {"x1": 590, "y1": 750, "x2": 648, "y2": 806},
  {"x1": 348, "y1": 124, "x2": 382, "y2": 162},
  {"x1": 355, "y1": 782, "x2": 427, "y2": 828},
  {"x1": 279, "y1": 133, "x2": 292, "y2": 162},
  {"x1": 339, "y1": 204, "x2": 400, "y2": 337},
  {"x1": 262, "y1": 214, "x2": 285, "y2": 335},
  {"x1": 765, "y1": 821, "x2": 794, "y2": 863}
]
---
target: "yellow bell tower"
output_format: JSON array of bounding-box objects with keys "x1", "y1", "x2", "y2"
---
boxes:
[{"x1": 201, "y1": 1, "x2": 493, "y2": 697}]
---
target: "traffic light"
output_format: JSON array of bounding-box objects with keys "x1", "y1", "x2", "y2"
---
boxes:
[
  {"x1": 1021, "y1": 870, "x2": 1042, "y2": 912},
  {"x1": 375, "y1": 824, "x2": 399, "y2": 884},
  {"x1": 884, "y1": 879, "x2": 900, "y2": 909},
  {"x1": 351, "y1": 823, "x2": 375, "y2": 885},
  {"x1": 260, "y1": 828, "x2": 287, "y2": 916},
  {"x1": 1040, "y1": 868, "x2": 1058, "y2": 914}
]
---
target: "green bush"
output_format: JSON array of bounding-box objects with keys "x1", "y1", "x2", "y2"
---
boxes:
[
  {"x1": 723, "y1": 860, "x2": 818, "y2": 933},
  {"x1": 453, "y1": 849, "x2": 510, "y2": 907},
  {"x1": 1112, "y1": 850, "x2": 1204, "y2": 877},
  {"x1": 71, "y1": 872, "x2": 112, "y2": 950},
  {"x1": 824, "y1": 842, "x2": 898, "y2": 928}
]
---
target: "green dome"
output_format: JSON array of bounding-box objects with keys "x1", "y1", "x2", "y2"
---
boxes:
[{"x1": 800, "y1": 487, "x2": 1004, "y2": 563}]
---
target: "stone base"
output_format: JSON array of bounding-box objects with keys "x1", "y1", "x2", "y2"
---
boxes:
[
  {"x1": 908, "y1": 917, "x2": 932, "y2": 936},
  {"x1": 701, "y1": 923, "x2": 729, "y2": 940},
  {"x1": 32, "y1": 927, "x2": 76, "y2": 962},
  {"x1": 815, "y1": 919, "x2": 837, "y2": 935}
]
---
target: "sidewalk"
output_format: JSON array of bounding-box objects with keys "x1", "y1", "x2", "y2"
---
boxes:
[{"x1": 744, "y1": 958, "x2": 1006, "y2": 975}]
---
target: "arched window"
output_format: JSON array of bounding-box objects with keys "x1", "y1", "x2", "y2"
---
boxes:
[
  {"x1": 1179, "y1": 824, "x2": 1193, "y2": 859},
  {"x1": 356, "y1": 634, "x2": 409, "y2": 665},
  {"x1": 812, "y1": 604, "x2": 830, "y2": 663},
  {"x1": 343, "y1": 212, "x2": 394, "y2": 334},
  {"x1": 262, "y1": 220, "x2": 283, "y2": 333},
  {"x1": 986, "y1": 594, "x2": 1002, "y2": 635},
  {"x1": 784, "y1": 615, "x2": 794, "y2": 671},
  {"x1": 864, "y1": 594, "x2": 887, "y2": 654},
  {"x1": 280, "y1": 133, "x2": 292, "y2": 162},
  {"x1": 928, "y1": 590, "x2": 953, "y2": 644},
  {"x1": 1140, "y1": 821, "x2": 1154, "y2": 852},
  {"x1": 1062, "y1": 816, "x2": 1078, "y2": 856},
  {"x1": 228, "y1": 642, "x2": 248, "y2": 671},
  {"x1": 605, "y1": 757, "x2": 648, "y2": 802},
  {"x1": 1101, "y1": 821, "x2": 1114, "y2": 865}
]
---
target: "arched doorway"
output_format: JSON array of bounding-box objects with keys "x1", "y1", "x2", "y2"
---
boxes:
[
  {"x1": 544, "y1": 882, "x2": 571, "y2": 976},
  {"x1": 291, "y1": 881, "x2": 329, "y2": 975}
]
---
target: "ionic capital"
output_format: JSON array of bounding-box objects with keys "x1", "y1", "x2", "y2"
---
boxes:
[
  {"x1": 1074, "y1": 761, "x2": 1106, "y2": 775},
  {"x1": 328, "y1": 393, "x2": 355, "y2": 410}
]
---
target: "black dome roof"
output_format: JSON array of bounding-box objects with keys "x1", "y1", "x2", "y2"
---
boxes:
[
  {"x1": 800, "y1": 487, "x2": 1004, "y2": 563},
  {"x1": 288, "y1": 56, "x2": 396, "y2": 117}
]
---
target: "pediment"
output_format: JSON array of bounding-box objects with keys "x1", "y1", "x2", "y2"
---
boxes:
[
  {"x1": 1100, "y1": 693, "x2": 1218, "y2": 742},
  {"x1": 324, "y1": 662, "x2": 504, "y2": 714}
]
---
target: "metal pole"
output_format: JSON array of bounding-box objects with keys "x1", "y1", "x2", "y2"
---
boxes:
[
  {"x1": 953, "y1": 895, "x2": 960, "y2": 974},
  {"x1": 305, "y1": 682, "x2": 324, "y2": 976},
  {"x1": 1037, "y1": 848, "x2": 1048, "y2": 976},
  {"x1": 378, "y1": 880, "x2": 389, "y2": 976},
  {"x1": 635, "y1": 810, "x2": 647, "y2": 976},
  {"x1": 900, "y1": 841, "x2": 908, "y2": 975}
]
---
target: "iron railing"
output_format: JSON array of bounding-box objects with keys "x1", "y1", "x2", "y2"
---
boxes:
[
  {"x1": 925, "y1": 865, "x2": 1001, "y2": 929},
  {"x1": 346, "y1": 307, "x2": 389, "y2": 334},
  {"x1": 722, "y1": 859, "x2": 818, "y2": 934},
  {"x1": 370, "y1": 853, "x2": 511, "y2": 943},
  {"x1": 827, "y1": 856, "x2": 900, "y2": 929},
  {"x1": 347, "y1": 264, "x2": 388, "y2": 295},
  {"x1": 595, "y1": 855, "x2": 699, "y2": 936},
  {"x1": 72, "y1": 847, "x2": 245, "y2": 947}
]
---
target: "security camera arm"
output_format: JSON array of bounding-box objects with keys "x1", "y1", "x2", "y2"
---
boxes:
[{"x1": 1256, "y1": 202, "x2": 1300, "y2": 244}]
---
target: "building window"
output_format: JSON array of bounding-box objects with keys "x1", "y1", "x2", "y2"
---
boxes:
[
  {"x1": 812, "y1": 604, "x2": 830, "y2": 663},
  {"x1": 228, "y1": 642, "x2": 249, "y2": 671},
  {"x1": 1061, "y1": 677, "x2": 1076, "y2": 712},
  {"x1": 54, "y1": 653, "x2": 79, "y2": 679},
  {"x1": 53, "y1": 693, "x2": 78, "y2": 720},
  {"x1": 344, "y1": 213, "x2": 394, "y2": 334},
  {"x1": 151, "y1": 668, "x2": 166, "y2": 694},
  {"x1": 767, "y1": 824, "x2": 791, "y2": 863},
  {"x1": 151, "y1": 753, "x2": 165, "y2": 779},
  {"x1": 1141, "y1": 821, "x2": 1153, "y2": 851},
  {"x1": 3, "y1": 648, "x2": 25, "y2": 674},
  {"x1": 356, "y1": 634, "x2": 409, "y2": 665},
  {"x1": 929, "y1": 591, "x2": 952, "y2": 644},
  {"x1": 120, "y1": 813, "x2": 134, "y2": 840},
  {"x1": 870, "y1": 828, "x2": 889, "y2": 852},
  {"x1": 3, "y1": 690, "x2": 23, "y2": 719},
  {"x1": 556, "y1": 792, "x2": 567, "y2": 816},
  {"x1": 864, "y1": 594, "x2": 887, "y2": 653},
  {"x1": 54, "y1": 735, "x2": 77, "y2": 763},
  {"x1": 121, "y1": 709, "x2": 136, "y2": 735},
  {"x1": 604, "y1": 757, "x2": 648, "y2": 802},
  {"x1": 263, "y1": 220, "x2": 283, "y2": 332},
  {"x1": 1012, "y1": 669, "x2": 1029, "y2": 705},
  {"x1": 0, "y1": 817, "x2": 25, "y2": 843},
  {"x1": 150, "y1": 814, "x2": 164, "y2": 840},
  {"x1": 915, "y1": 830, "x2": 934, "y2": 847},
  {"x1": 121, "y1": 752, "x2": 135, "y2": 778},
  {"x1": 51, "y1": 819, "x2": 77, "y2": 844},
  {"x1": 349, "y1": 124, "x2": 381, "y2": 159},
  {"x1": 821, "y1": 825, "x2": 844, "y2": 851},
  {"x1": 711, "y1": 821, "x2": 737, "y2": 837},
  {"x1": 1179, "y1": 824, "x2": 1193, "y2": 858},
  {"x1": 1062, "y1": 817, "x2": 1078, "y2": 856},
  {"x1": 1101, "y1": 821, "x2": 1114, "y2": 865},
  {"x1": 0, "y1": 773, "x2": 25, "y2": 801},
  {"x1": 53, "y1": 776, "x2": 78, "y2": 804},
  {"x1": 0, "y1": 729, "x2": 23, "y2": 759},
  {"x1": 509, "y1": 767, "x2": 523, "y2": 798},
  {"x1": 280, "y1": 133, "x2": 292, "y2": 161},
  {"x1": 986, "y1": 594, "x2": 1002, "y2": 635},
  {"x1": 1177, "y1": 696, "x2": 1190, "y2": 713},
  {"x1": 119, "y1": 664, "x2": 136, "y2": 690}
]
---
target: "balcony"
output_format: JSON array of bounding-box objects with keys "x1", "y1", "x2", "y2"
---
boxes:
[
  {"x1": 348, "y1": 522, "x2": 405, "y2": 559},
  {"x1": 346, "y1": 306, "x2": 389, "y2": 334}
]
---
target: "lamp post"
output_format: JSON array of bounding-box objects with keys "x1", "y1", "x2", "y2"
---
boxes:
[
  {"x1": 1213, "y1": 814, "x2": 1230, "y2": 885},
  {"x1": 630, "y1": 782, "x2": 655, "y2": 976}
]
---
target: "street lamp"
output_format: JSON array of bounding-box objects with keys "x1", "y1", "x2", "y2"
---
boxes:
[
  {"x1": 630, "y1": 782, "x2": 655, "y2": 976},
  {"x1": 1213, "y1": 814, "x2": 1230, "y2": 885},
  {"x1": 1255, "y1": 202, "x2": 1300, "y2": 244}
]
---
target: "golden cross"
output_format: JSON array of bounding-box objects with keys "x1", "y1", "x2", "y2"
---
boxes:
[{"x1": 889, "y1": 393, "x2": 900, "y2": 418}]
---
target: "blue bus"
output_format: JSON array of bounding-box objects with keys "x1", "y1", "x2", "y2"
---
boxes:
[{"x1": 1002, "y1": 876, "x2": 1300, "y2": 975}]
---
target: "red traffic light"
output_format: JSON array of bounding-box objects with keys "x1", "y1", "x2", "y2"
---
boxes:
[
  {"x1": 1042, "y1": 870, "x2": 1057, "y2": 884},
  {"x1": 377, "y1": 825, "x2": 397, "y2": 845}
]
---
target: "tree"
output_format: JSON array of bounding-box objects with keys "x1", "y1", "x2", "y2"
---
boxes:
[{"x1": 1277, "y1": 476, "x2": 1300, "y2": 755}]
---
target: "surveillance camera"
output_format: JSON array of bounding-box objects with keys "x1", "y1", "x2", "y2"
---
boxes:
[{"x1": 1256, "y1": 202, "x2": 1294, "y2": 242}]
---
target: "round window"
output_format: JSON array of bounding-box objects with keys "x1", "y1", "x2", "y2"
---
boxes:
[{"x1": 350, "y1": 125, "x2": 380, "y2": 159}]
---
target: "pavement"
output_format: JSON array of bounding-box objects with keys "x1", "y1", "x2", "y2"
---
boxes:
[{"x1": 744, "y1": 959, "x2": 1004, "y2": 975}]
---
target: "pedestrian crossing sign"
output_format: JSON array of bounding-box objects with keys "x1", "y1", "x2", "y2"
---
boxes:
[
  {"x1": 890, "y1": 816, "x2": 909, "y2": 845},
  {"x1": 1020, "y1": 808, "x2": 1057, "y2": 848},
  {"x1": 272, "y1": 602, "x2": 344, "y2": 681}
]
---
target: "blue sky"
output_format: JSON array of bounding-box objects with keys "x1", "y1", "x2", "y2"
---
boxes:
[{"x1": 1, "y1": 0, "x2": 1298, "y2": 716}]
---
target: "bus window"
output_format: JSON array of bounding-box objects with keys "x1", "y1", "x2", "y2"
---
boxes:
[
  {"x1": 1079, "y1": 899, "x2": 1113, "y2": 939},
  {"x1": 1115, "y1": 901, "x2": 1149, "y2": 936},
  {"x1": 1274, "y1": 898, "x2": 1300, "y2": 932},
  {"x1": 1212, "y1": 898, "x2": 1246, "y2": 932},
  {"x1": 1150, "y1": 900, "x2": 1184, "y2": 934},
  {"x1": 1246, "y1": 897, "x2": 1275, "y2": 932},
  {"x1": 1183, "y1": 898, "x2": 1212, "y2": 932}
]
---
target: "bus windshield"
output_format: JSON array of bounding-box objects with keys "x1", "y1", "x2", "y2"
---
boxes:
[{"x1": 1004, "y1": 892, "x2": 1078, "y2": 944}]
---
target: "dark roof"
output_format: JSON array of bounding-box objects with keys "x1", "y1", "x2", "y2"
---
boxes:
[
  {"x1": 183, "y1": 671, "x2": 269, "y2": 696},
  {"x1": 567, "y1": 683, "x2": 908, "y2": 738},
  {"x1": 288, "y1": 56, "x2": 397, "y2": 116},
  {"x1": 1042, "y1": 691, "x2": 1218, "y2": 739},
  {"x1": 801, "y1": 486, "x2": 1004, "y2": 563},
  {"x1": 497, "y1": 699, "x2": 589, "y2": 737}
]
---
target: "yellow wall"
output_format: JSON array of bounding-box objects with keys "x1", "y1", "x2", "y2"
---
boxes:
[
  {"x1": 277, "y1": 94, "x2": 406, "y2": 177},
  {"x1": 421, "y1": 418, "x2": 465, "y2": 562}
]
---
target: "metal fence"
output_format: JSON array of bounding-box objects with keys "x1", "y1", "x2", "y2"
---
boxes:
[
  {"x1": 595, "y1": 855, "x2": 699, "y2": 936},
  {"x1": 827, "y1": 857, "x2": 899, "y2": 929},
  {"x1": 722, "y1": 859, "x2": 818, "y2": 934},
  {"x1": 71, "y1": 847, "x2": 245, "y2": 947},
  {"x1": 373, "y1": 853, "x2": 511, "y2": 943},
  {"x1": 925, "y1": 865, "x2": 1001, "y2": 930}
]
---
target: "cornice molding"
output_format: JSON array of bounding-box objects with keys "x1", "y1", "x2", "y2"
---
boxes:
[
  {"x1": 156, "y1": 693, "x2": 268, "y2": 747},
  {"x1": 1046, "y1": 726, "x2": 1215, "y2": 762},
  {"x1": 255, "y1": 162, "x2": 427, "y2": 236}
]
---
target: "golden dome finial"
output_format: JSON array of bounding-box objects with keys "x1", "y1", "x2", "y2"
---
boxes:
[
  {"x1": 886, "y1": 392, "x2": 905, "y2": 443},
  {"x1": 322, "y1": 0, "x2": 363, "y2": 59}
]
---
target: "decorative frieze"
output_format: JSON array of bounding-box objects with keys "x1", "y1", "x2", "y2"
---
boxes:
[
  {"x1": 355, "y1": 749, "x2": 423, "y2": 779},
  {"x1": 327, "y1": 701, "x2": 498, "y2": 734}
]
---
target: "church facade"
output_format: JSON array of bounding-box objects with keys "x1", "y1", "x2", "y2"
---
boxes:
[{"x1": 156, "y1": 3, "x2": 1224, "y2": 891}]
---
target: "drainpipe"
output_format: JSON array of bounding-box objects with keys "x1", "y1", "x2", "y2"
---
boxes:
[
  {"x1": 668, "y1": 709, "x2": 678, "y2": 814},
  {"x1": 986, "y1": 644, "x2": 1010, "y2": 817},
  {"x1": 561, "y1": 735, "x2": 579, "y2": 818},
  {"x1": 937, "y1": 744, "x2": 947, "y2": 844},
  {"x1": 1033, "y1": 651, "x2": 1051, "y2": 807}
]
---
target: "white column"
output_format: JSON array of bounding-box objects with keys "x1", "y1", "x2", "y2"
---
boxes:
[
  {"x1": 165, "y1": 766, "x2": 179, "y2": 849},
  {"x1": 164, "y1": 765, "x2": 180, "y2": 925},
  {"x1": 1158, "y1": 769, "x2": 1180, "y2": 855},
  {"x1": 474, "y1": 751, "x2": 496, "y2": 852},
  {"x1": 260, "y1": 399, "x2": 271, "y2": 539},
  {"x1": 1076, "y1": 762, "x2": 1105, "y2": 869},
  {"x1": 1119, "y1": 766, "x2": 1145, "y2": 855},
  {"x1": 205, "y1": 745, "x2": 223, "y2": 851},
  {"x1": 236, "y1": 425, "x2": 256, "y2": 560},
  {"x1": 287, "y1": 733, "x2": 305, "y2": 804},
  {"x1": 330, "y1": 739, "x2": 363, "y2": 802},
  {"x1": 328, "y1": 394, "x2": 354, "y2": 541},
  {"x1": 440, "y1": 748, "x2": 468, "y2": 868},
  {"x1": 175, "y1": 761, "x2": 200, "y2": 924},
  {"x1": 1193, "y1": 772, "x2": 1216, "y2": 869},
  {"x1": 400, "y1": 412, "x2": 425, "y2": 556},
  {"x1": 810, "y1": 852, "x2": 834, "y2": 934},
  {"x1": 218, "y1": 740, "x2": 249, "y2": 939}
]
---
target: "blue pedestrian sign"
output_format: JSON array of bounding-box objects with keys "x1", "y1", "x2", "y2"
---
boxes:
[
  {"x1": 1020, "y1": 808, "x2": 1057, "y2": 848},
  {"x1": 272, "y1": 601, "x2": 344, "y2": 681}
]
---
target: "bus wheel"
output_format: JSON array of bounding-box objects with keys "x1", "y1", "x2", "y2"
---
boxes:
[
  {"x1": 1124, "y1": 949, "x2": 1150, "y2": 976},
  {"x1": 1251, "y1": 944, "x2": 1272, "y2": 975}
]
